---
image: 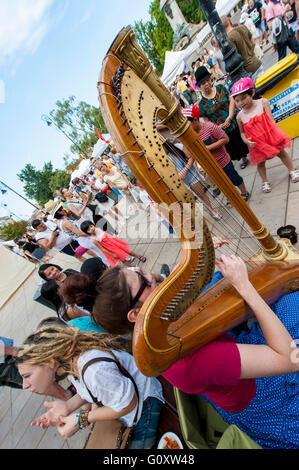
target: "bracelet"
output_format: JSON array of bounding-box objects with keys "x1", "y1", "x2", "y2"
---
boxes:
[{"x1": 74, "y1": 409, "x2": 91, "y2": 430}]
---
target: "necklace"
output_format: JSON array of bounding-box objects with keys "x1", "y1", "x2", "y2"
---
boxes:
[{"x1": 204, "y1": 87, "x2": 217, "y2": 105}]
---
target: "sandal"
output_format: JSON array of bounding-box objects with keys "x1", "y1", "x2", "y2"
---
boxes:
[
  {"x1": 226, "y1": 200, "x2": 233, "y2": 208},
  {"x1": 289, "y1": 170, "x2": 299, "y2": 183},
  {"x1": 211, "y1": 211, "x2": 223, "y2": 221},
  {"x1": 241, "y1": 192, "x2": 250, "y2": 202},
  {"x1": 262, "y1": 181, "x2": 271, "y2": 193},
  {"x1": 240, "y1": 159, "x2": 248, "y2": 169},
  {"x1": 138, "y1": 255, "x2": 147, "y2": 263}
]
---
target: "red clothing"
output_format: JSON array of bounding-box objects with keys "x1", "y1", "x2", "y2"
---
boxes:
[
  {"x1": 239, "y1": 100, "x2": 291, "y2": 165},
  {"x1": 98, "y1": 233, "x2": 130, "y2": 267},
  {"x1": 162, "y1": 333, "x2": 256, "y2": 412},
  {"x1": 198, "y1": 122, "x2": 231, "y2": 168}
]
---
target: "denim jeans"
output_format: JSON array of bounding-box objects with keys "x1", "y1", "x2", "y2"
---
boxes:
[{"x1": 129, "y1": 397, "x2": 162, "y2": 449}]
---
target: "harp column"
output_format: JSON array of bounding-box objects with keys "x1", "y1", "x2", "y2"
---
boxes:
[{"x1": 109, "y1": 27, "x2": 290, "y2": 261}]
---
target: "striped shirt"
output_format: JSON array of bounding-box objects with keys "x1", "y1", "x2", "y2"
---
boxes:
[{"x1": 197, "y1": 122, "x2": 231, "y2": 168}]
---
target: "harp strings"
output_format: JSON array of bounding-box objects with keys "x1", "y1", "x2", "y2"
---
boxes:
[
  {"x1": 159, "y1": 134, "x2": 262, "y2": 267},
  {"x1": 100, "y1": 61, "x2": 261, "y2": 270}
]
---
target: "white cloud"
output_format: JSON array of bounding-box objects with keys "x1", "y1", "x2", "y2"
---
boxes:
[{"x1": 0, "y1": 0, "x2": 54, "y2": 62}]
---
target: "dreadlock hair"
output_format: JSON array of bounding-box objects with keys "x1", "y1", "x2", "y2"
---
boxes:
[
  {"x1": 15, "y1": 324, "x2": 125, "y2": 375},
  {"x1": 93, "y1": 266, "x2": 133, "y2": 335}
]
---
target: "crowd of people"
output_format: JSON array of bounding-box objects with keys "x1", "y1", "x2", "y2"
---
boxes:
[
  {"x1": 1, "y1": 0, "x2": 299, "y2": 451},
  {"x1": 169, "y1": 0, "x2": 299, "y2": 107}
]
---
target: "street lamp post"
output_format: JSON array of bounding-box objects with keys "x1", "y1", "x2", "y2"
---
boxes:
[
  {"x1": 41, "y1": 114, "x2": 89, "y2": 159},
  {"x1": 198, "y1": 0, "x2": 247, "y2": 83},
  {"x1": 0, "y1": 180, "x2": 45, "y2": 215}
]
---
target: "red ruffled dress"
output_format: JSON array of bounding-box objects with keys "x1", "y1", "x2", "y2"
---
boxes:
[
  {"x1": 238, "y1": 99, "x2": 291, "y2": 165},
  {"x1": 94, "y1": 229, "x2": 130, "y2": 267}
]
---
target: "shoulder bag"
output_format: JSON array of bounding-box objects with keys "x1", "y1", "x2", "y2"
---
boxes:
[{"x1": 81, "y1": 355, "x2": 139, "y2": 449}]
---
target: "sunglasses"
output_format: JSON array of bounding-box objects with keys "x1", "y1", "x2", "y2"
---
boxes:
[{"x1": 129, "y1": 271, "x2": 151, "y2": 310}]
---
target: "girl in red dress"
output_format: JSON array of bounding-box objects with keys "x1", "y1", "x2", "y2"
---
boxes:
[
  {"x1": 232, "y1": 77, "x2": 299, "y2": 193},
  {"x1": 80, "y1": 221, "x2": 146, "y2": 267}
]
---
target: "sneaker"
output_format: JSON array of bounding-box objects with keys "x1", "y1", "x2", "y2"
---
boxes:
[
  {"x1": 289, "y1": 170, "x2": 299, "y2": 183},
  {"x1": 160, "y1": 264, "x2": 170, "y2": 280}
]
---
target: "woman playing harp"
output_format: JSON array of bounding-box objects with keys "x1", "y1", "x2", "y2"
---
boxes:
[{"x1": 91, "y1": 256, "x2": 299, "y2": 449}]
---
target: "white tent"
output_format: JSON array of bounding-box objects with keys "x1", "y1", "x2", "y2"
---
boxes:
[
  {"x1": 161, "y1": 0, "x2": 241, "y2": 86},
  {"x1": 91, "y1": 133, "x2": 111, "y2": 159}
]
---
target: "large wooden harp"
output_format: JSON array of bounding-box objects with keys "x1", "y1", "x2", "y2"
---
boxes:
[{"x1": 98, "y1": 27, "x2": 299, "y2": 377}]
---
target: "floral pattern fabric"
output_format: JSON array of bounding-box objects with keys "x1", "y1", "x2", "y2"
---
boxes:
[{"x1": 199, "y1": 84, "x2": 237, "y2": 134}]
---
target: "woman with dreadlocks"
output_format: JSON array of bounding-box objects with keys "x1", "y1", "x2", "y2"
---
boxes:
[{"x1": 16, "y1": 324, "x2": 163, "y2": 449}]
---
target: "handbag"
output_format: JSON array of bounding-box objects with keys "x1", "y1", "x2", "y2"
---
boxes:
[
  {"x1": 272, "y1": 15, "x2": 292, "y2": 46},
  {"x1": 95, "y1": 192, "x2": 109, "y2": 203},
  {"x1": 81, "y1": 355, "x2": 140, "y2": 449}
]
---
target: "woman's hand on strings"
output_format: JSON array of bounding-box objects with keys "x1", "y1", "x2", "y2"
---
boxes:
[
  {"x1": 215, "y1": 255, "x2": 249, "y2": 290},
  {"x1": 212, "y1": 236, "x2": 229, "y2": 250}
]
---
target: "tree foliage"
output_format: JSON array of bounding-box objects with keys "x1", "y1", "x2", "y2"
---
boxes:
[
  {"x1": 133, "y1": 0, "x2": 206, "y2": 76},
  {"x1": 49, "y1": 96, "x2": 107, "y2": 157},
  {"x1": 18, "y1": 162, "x2": 54, "y2": 206},
  {"x1": 133, "y1": 0, "x2": 173, "y2": 76},
  {"x1": 17, "y1": 162, "x2": 70, "y2": 206},
  {"x1": 49, "y1": 169, "x2": 71, "y2": 193},
  {"x1": 177, "y1": 0, "x2": 206, "y2": 24},
  {"x1": 0, "y1": 220, "x2": 29, "y2": 241}
]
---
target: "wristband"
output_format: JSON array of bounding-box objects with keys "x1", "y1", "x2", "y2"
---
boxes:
[{"x1": 74, "y1": 409, "x2": 91, "y2": 430}]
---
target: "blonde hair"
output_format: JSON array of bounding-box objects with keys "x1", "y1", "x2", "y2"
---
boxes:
[{"x1": 16, "y1": 324, "x2": 125, "y2": 375}]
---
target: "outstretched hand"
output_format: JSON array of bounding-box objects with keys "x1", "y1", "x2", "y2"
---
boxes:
[
  {"x1": 215, "y1": 255, "x2": 249, "y2": 291},
  {"x1": 30, "y1": 400, "x2": 69, "y2": 428}
]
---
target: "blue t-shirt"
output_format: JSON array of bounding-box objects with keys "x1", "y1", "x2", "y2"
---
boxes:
[{"x1": 67, "y1": 316, "x2": 104, "y2": 334}]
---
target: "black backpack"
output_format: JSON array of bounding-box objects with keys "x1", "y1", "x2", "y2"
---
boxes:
[{"x1": 95, "y1": 192, "x2": 108, "y2": 203}]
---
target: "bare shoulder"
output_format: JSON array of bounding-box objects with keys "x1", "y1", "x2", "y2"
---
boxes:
[
  {"x1": 236, "y1": 112, "x2": 242, "y2": 123},
  {"x1": 261, "y1": 98, "x2": 270, "y2": 108}
]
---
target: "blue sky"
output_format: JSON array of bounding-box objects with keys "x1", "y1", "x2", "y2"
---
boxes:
[{"x1": 0, "y1": 0, "x2": 151, "y2": 220}]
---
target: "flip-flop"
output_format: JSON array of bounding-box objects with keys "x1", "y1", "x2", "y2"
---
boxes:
[
  {"x1": 138, "y1": 255, "x2": 147, "y2": 263},
  {"x1": 241, "y1": 192, "x2": 250, "y2": 201},
  {"x1": 240, "y1": 160, "x2": 248, "y2": 169},
  {"x1": 226, "y1": 200, "x2": 233, "y2": 208}
]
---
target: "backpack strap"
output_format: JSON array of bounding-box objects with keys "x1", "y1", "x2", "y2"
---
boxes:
[{"x1": 80, "y1": 355, "x2": 140, "y2": 426}]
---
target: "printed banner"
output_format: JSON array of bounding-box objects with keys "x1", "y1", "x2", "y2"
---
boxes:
[{"x1": 269, "y1": 83, "x2": 299, "y2": 123}]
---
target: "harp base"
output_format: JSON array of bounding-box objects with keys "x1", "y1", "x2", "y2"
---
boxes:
[{"x1": 250, "y1": 238, "x2": 299, "y2": 262}]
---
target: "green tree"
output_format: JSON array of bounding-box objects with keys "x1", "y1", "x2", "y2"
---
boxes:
[
  {"x1": 49, "y1": 169, "x2": 71, "y2": 193},
  {"x1": 18, "y1": 162, "x2": 54, "y2": 206},
  {"x1": 0, "y1": 220, "x2": 29, "y2": 241},
  {"x1": 177, "y1": 0, "x2": 206, "y2": 24},
  {"x1": 49, "y1": 96, "x2": 107, "y2": 158},
  {"x1": 17, "y1": 162, "x2": 71, "y2": 206},
  {"x1": 133, "y1": 0, "x2": 173, "y2": 76}
]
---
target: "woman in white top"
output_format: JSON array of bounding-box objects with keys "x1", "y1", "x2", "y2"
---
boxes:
[
  {"x1": 100, "y1": 163, "x2": 137, "y2": 212},
  {"x1": 17, "y1": 324, "x2": 164, "y2": 449},
  {"x1": 61, "y1": 188, "x2": 116, "y2": 235}
]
